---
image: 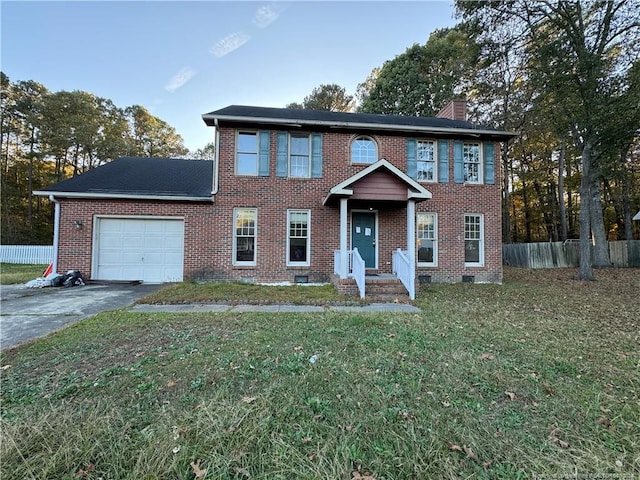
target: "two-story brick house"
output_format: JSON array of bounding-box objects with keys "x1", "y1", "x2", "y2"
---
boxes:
[{"x1": 35, "y1": 101, "x2": 515, "y2": 298}]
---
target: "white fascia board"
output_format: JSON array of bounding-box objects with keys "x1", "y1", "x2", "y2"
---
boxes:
[
  {"x1": 33, "y1": 191, "x2": 215, "y2": 202},
  {"x1": 203, "y1": 113, "x2": 518, "y2": 139}
]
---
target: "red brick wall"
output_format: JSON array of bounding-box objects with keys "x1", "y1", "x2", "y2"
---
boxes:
[{"x1": 56, "y1": 126, "x2": 502, "y2": 284}]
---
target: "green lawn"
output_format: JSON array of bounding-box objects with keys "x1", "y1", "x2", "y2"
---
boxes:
[
  {"x1": 0, "y1": 263, "x2": 48, "y2": 285},
  {"x1": 1, "y1": 268, "x2": 638, "y2": 479}
]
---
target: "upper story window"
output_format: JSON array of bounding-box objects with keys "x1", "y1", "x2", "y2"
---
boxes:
[
  {"x1": 289, "y1": 134, "x2": 310, "y2": 178},
  {"x1": 463, "y1": 142, "x2": 482, "y2": 183},
  {"x1": 276, "y1": 132, "x2": 323, "y2": 178},
  {"x1": 351, "y1": 136, "x2": 377, "y2": 164},
  {"x1": 236, "y1": 130, "x2": 270, "y2": 176},
  {"x1": 417, "y1": 140, "x2": 436, "y2": 182},
  {"x1": 236, "y1": 131, "x2": 258, "y2": 175}
]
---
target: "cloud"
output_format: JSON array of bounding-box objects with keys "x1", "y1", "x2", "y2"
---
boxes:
[
  {"x1": 164, "y1": 67, "x2": 197, "y2": 93},
  {"x1": 252, "y1": 4, "x2": 282, "y2": 28},
  {"x1": 210, "y1": 32, "x2": 251, "y2": 58}
]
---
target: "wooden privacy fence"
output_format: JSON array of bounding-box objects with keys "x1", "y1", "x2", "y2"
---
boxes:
[
  {"x1": 503, "y1": 240, "x2": 640, "y2": 268},
  {"x1": 0, "y1": 245, "x2": 54, "y2": 264}
]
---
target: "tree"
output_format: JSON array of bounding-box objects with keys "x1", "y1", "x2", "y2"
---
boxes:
[
  {"x1": 125, "y1": 105, "x2": 188, "y2": 157},
  {"x1": 456, "y1": 0, "x2": 640, "y2": 280},
  {"x1": 187, "y1": 142, "x2": 216, "y2": 160},
  {"x1": 0, "y1": 72, "x2": 191, "y2": 244},
  {"x1": 286, "y1": 84, "x2": 354, "y2": 111},
  {"x1": 357, "y1": 26, "x2": 479, "y2": 116}
]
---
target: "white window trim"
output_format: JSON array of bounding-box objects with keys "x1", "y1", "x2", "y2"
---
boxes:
[
  {"x1": 286, "y1": 209, "x2": 311, "y2": 267},
  {"x1": 417, "y1": 140, "x2": 437, "y2": 183},
  {"x1": 416, "y1": 212, "x2": 438, "y2": 267},
  {"x1": 233, "y1": 208, "x2": 257, "y2": 266},
  {"x1": 289, "y1": 133, "x2": 311, "y2": 178},
  {"x1": 463, "y1": 142, "x2": 483, "y2": 185},
  {"x1": 464, "y1": 213, "x2": 484, "y2": 267},
  {"x1": 351, "y1": 135, "x2": 378, "y2": 165},
  {"x1": 235, "y1": 130, "x2": 259, "y2": 176}
]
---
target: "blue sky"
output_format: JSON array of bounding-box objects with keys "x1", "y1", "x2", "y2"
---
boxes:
[{"x1": 2, "y1": 1, "x2": 458, "y2": 151}]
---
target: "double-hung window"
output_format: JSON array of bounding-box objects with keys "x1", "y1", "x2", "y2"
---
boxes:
[
  {"x1": 417, "y1": 140, "x2": 436, "y2": 182},
  {"x1": 464, "y1": 214, "x2": 484, "y2": 266},
  {"x1": 463, "y1": 142, "x2": 482, "y2": 183},
  {"x1": 417, "y1": 213, "x2": 437, "y2": 266},
  {"x1": 287, "y1": 210, "x2": 310, "y2": 266},
  {"x1": 289, "y1": 134, "x2": 310, "y2": 178},
  {"x1": 236, "y1": 131, "x2": 258, "y2": 175},
  {"x1": 233, "y1": 208, "x2": 257, "y2": 265}
]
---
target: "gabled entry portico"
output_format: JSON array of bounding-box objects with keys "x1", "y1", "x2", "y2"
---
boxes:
[{"x1": 323, "y1": 159, "x2": 432, "y2": 299}]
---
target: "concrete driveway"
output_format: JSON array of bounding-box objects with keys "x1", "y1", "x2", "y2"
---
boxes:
[{"x1": 0, "y1": 282, "x2": 163, "y2": 350}]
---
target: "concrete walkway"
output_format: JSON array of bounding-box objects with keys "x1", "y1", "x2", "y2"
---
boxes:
[{"x1": 131, "y1": 302, "x2": 420, "y2": 313}]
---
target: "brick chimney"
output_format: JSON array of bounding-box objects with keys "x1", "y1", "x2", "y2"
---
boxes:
[{"x1": 436, "y1": 99, "x2": 467, "y2": 121}]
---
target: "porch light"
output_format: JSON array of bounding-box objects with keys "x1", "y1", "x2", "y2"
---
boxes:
[{"x1": 74, "y1": 220, "x2": 84, "y2": 230}]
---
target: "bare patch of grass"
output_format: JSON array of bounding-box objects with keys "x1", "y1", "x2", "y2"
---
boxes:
[
  {"x1": 139, "y1": 280, "x2": 362, "y2": 306},
  {"x1": 1, "y1": 268, "x2": 638, "y2": 479}
]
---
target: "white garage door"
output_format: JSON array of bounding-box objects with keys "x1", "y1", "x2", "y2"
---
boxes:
[{"x1": 95, "y1": 218, "x2": 184, "y2": 282}]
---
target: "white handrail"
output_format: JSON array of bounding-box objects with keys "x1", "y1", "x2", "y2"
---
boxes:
[
  {"x1": 392, "y1": 248, "x2": 415, "y2": 299},
  {"x1": 352, "y1": 248, "x2": 365, "y2": 298}
]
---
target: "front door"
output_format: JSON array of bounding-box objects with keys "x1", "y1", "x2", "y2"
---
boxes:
[{"x1": 352, "y1": 211, "x2": 376, "y2": 268}]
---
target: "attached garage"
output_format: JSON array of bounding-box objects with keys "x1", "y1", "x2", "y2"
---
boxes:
[{"x1": 93, "y1": 217, "x2": 185, "y2": 283}]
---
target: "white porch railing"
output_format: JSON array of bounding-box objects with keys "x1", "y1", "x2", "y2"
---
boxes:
[
  {"x1": 351, "y1": 248, "x2": 365, "y2": 299},
  {"x1": 334, "y1": 248, "x2": 366, "y2": 298},
  {"x1": 392, "y1": 248, "x2": 415, "y2": 300}
]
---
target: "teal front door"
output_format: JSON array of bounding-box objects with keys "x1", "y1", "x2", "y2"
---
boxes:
[{"x1": 352, "y1": 212, "x2": 376, "y2": 268}]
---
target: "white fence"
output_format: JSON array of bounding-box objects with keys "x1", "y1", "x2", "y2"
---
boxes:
[{"x1": 0, "y1": 245, "x2": 53, "y2": 264}]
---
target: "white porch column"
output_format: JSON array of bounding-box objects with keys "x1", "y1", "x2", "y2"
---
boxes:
[
  {"x1": 339, "y1": 198, "x2": 348, "y2": 278},
  {"x1": 407, "y1": 199, "x2": 416, "y2": 299},
  {"x1": 407, "y1": 199, "x2": 415, "y2": 262}
]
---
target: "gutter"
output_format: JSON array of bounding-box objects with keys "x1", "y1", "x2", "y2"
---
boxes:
[
  {"x1": 202, "y1": 114, "x2": 518, "y2": 140},
  {"x1": 49, "y1": 195, "x2": 60, "y2": 274},
  {"x1": 34, "y1": 191, "x2": 215, "y2": 202},
  {"x1": 213, "y1": 118, "x2": 220, "y2": 194}
]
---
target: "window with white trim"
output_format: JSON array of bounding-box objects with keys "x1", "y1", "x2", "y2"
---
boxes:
[
  {"x1": 289, "y1": 134, "x2": 310, "y2": 178},
  {"x1": 464, "y1": 214, "x2": 484, "y2": 266},
  {"x1": 463, "y1": 142, "x2": 482, "y2": 183},
  {"x1": 351, "y1": 136, "x2": 377, "y2": 164},
  {"x1": 236, "y1": 131, "x2": 258, "y2": 175},
  {"x1": 287, "y1": 210, "x2": 310, "y2": 266},
  {"x1": 417, "y1": 213, "x2": 437, "y2": 266},
  {"x1": 233, "y1": 208, "x2": 256, "y2": 265},
  {"x1": 417, "y1": 140, "x2": 436, "y2": 182}
]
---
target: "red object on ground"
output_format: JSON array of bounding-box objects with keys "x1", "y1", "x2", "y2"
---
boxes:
[{"x1": 43, "y1": 264, "x2": 53, "y2": 276}]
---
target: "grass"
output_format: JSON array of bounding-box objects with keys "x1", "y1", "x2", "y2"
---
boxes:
[
  {"x1": 141, "y1": 281, "x2": 361, "y2": 306},
  {"x1": 1, "y1": 267, "x2": 639, "y2": 479},
  {"x1": 0, "y1": 263, "x2": 48, "y2": 285}
]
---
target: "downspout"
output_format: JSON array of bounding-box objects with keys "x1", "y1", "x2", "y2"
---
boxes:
[
  {"x1": 49, "y1": 195, "x2": 60, "y2": 274},
  {"x1": 212, "y1": 118, "x2": 220, "y2": 195}
]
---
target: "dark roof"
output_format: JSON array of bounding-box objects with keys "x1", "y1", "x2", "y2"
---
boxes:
[
  {"x1": 35, "y1": 157, "x2": 214, "y2": 200},
  {"x1": 202, "y1": 105, "x2": 517, "y2": 140}
]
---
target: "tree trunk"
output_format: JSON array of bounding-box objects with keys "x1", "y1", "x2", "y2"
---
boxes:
[
  {"x1": 590, "y1": 175, "x2": 611, "y2": 267},
  {"x1": 522, "y1": 178, "x2": 532, "y2": 243},
  {"x1": 578, "y1": 141, "x2": 593, "y2": 280},
  {"x1": 558, "y1": 139, "x2": 568, "y2": 241},
  {"x1": 620, "y1": 148, "x2": 634, "y2": 241}
]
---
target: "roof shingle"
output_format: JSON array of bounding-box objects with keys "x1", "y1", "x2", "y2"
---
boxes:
[{"x1": 37, "y1": 157, "x2": 214, "y2": 199}]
